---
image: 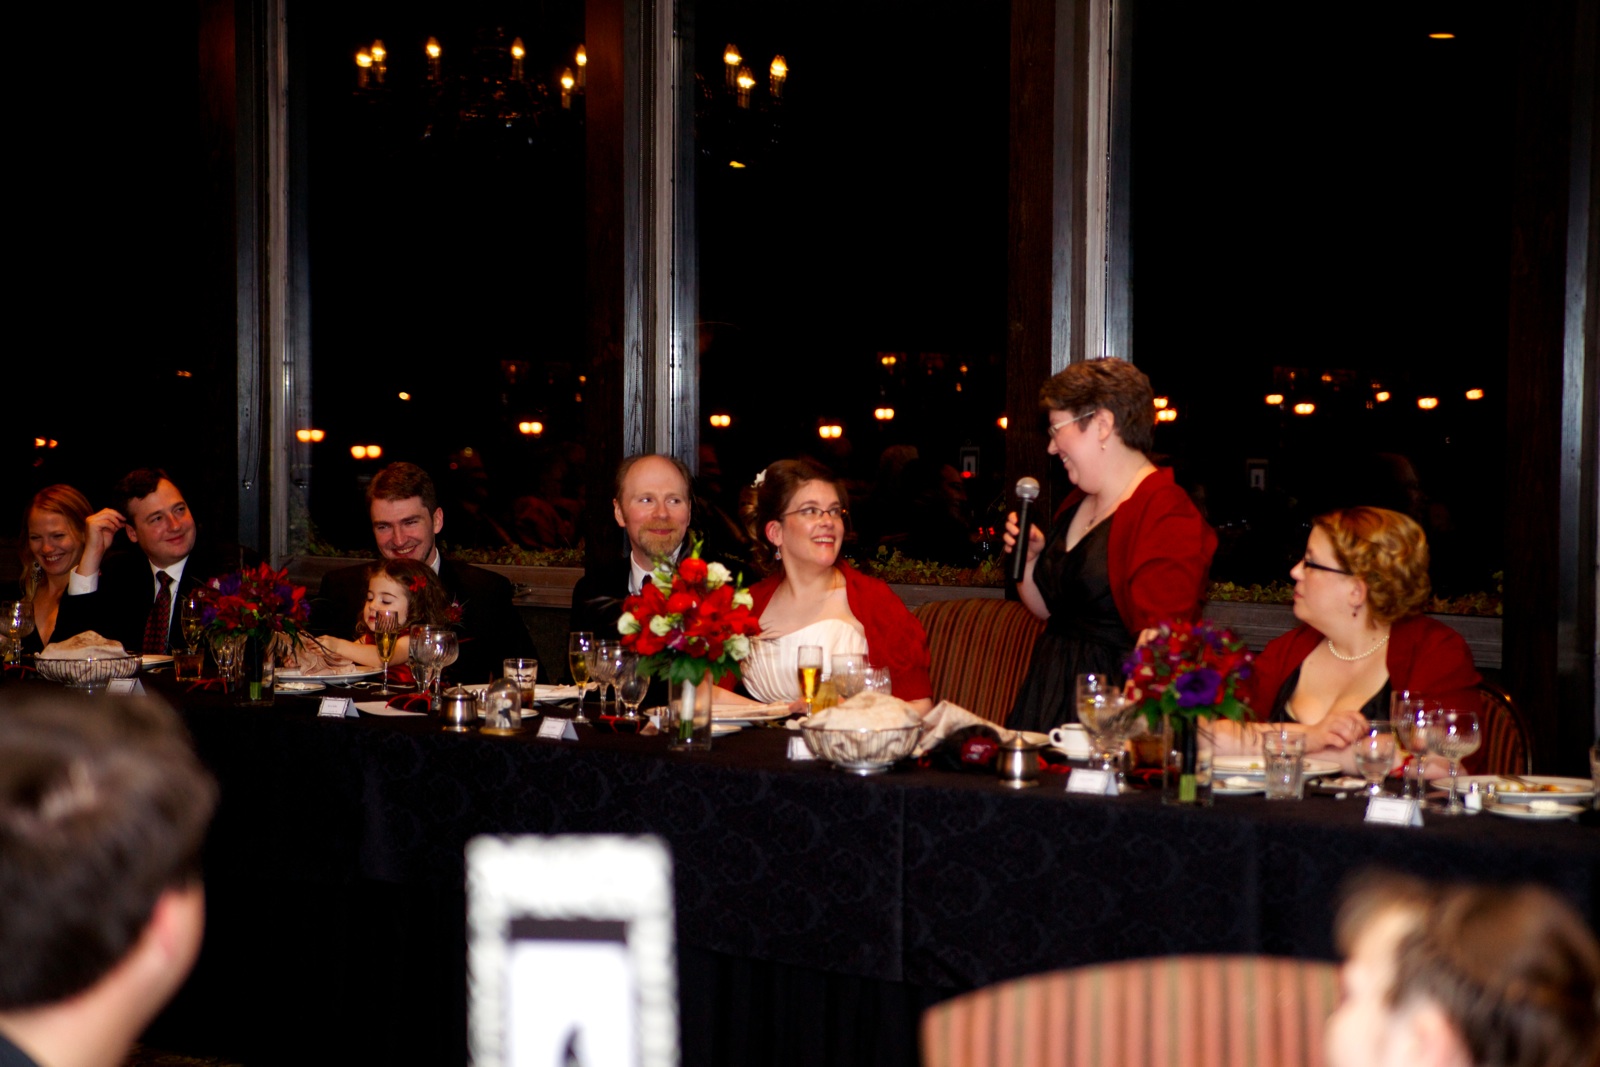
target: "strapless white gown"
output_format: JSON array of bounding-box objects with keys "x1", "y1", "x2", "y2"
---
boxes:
[{"x1": 741, "y1": 618, "x2": 869, "y2": 704}]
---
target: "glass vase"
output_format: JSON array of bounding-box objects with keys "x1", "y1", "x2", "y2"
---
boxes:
[
  {"x1": 238, "y1": 635, "x2": 276, "y2": 706},
  {"x1": 1161, "y1": 715, "x2": 1213, "y2": 806},
  {"x1": 667, "y1": 674, "x2": 715, "y2": 753}
]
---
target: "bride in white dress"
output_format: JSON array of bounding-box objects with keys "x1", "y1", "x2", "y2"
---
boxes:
[{"x1": 733, "y1": 459, "x2": 934, "y2": 715}]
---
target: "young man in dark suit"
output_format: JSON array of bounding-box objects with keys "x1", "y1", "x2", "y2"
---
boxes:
[
  {"x1": 53, "y1": 469, "x2": 243, "y2": 654},
  {"x1": 313, "y1": 462, "x2": 534, "y2": 682}
]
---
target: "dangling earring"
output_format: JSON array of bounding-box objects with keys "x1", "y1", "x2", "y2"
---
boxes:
[
  {"x1": 774, "y1": 547, "x2": 781, "y2": 561},
  {"x1": 1101, "y1": 441, "x2": 1107, "y2": 451},
  {"x1": 1351, "y1": 603, "x2": 1359, "y2": 618}
]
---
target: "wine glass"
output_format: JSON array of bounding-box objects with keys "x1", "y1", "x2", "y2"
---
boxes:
[
  {"x1": 1076, "y1": 673, "x2": 1138, "y2": 776},
  {"x1": 796, "y1": 645, "x2": 824, "y2": 712},
  {"x1": 1390, "y1": 690, "x2": 1430, "y2": 800},
  {"x1": 210, "y1": 632, "x2": 244, "y2": 691},
  {"x1": 1353, "y1": 722, "x2": 1397, "y2": 797},
  {"x1": 594, "y1": 639, "x2": 623, "y2": 710},
  {"x1": 831, "y1": 654, "x2": 867, "y2": 700},
  {"x1": 1425, "y1": 705, "x2": 1480, "y2": 815},
  {"x1": 433, "y1": 630, "x2": 459, "y2": 697},
  {"x1": 568, "y1": 632, "x2": 594, "y2": 725},
  {"x1": 862, "y1": 667, "x2": 892, "y2": 695},
  {"x1": 616, "y1": 653, "x2": 648, "y2": 720},
  {"x1": 372, "y1": 610, "x2": 401, "y2": 696},
  {"x1": 410, "y1": 624, "x2": 442, "y2": 701},
  {"x1": 180, "y1": 592, "x2": 208, "y2": 655},
  {"x1": 1, "y1": 600, "x2": 35, "y2": 665}
]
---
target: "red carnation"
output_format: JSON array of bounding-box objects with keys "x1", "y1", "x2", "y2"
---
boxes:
[{"x1": 678, "y1": 557, "x2": 708, "y2": 584}]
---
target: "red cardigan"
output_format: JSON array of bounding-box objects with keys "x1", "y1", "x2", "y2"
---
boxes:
[
  {"x1": 1242, "y1": 614, "x2": 1481, "y2": 717},
  {"x1": 746, "y1": 562, "x2": 933, "y2": 702},
  {"x1": 1057, "y1": 467, "x2": 1217, "y2": 635}
]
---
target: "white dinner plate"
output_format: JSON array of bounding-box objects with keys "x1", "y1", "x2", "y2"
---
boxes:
[
  {"x1": 711, "y1": 722, "x2": 743, "y2": 737},
  {"x1": 276, "y1": 666, "x2": 384, "y2": 682},
  {"x1": 1487, "y1": 801, "x2": 1585, "y2": 821},
  {"x1": 1214, "y1": 781, "x2": 1265, "y2": 797},
  {"x1": 714, "y1": 702, "x2": 794, "y2": 724},
  {"x1": 460, "y1": 683, "x2": 585, "y2": 703},
  {"x1": 141, "y1": 654, "x2": 175, "y2": 668},
  {"x1": 1433, "y1": 774, "x2": 1595, "y2": 800},
  {"x1": 276, "y1": 680, "x2": 327, "y2": 694},
  {"x1": 1214, "y1": 756, "x2": 1342, "y2": 778}
]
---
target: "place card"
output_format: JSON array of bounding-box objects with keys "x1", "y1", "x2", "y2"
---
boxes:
[
  {"x1": 786, "y1": 736, "x2": 816, "y2": 761},
  {"x1": 1365, "y1": 797, "x2": 1423, "y2": 827},
  {"x1": 536, "y1": 718, "x2": 579, "y2": 741},
  {"x1": 1066, "y1": 768, "x2": 1119, "y2": 796},
  {"x1": 317, "y1": 696, "x2": 356, "y2": 719},
  {"x1": 107, "y1": 678, "x2": 145, "y2": 695}
]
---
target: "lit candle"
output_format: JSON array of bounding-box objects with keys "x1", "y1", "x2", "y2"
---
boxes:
[
  {"x1": 510, "y1": 38, "x2": 525, "y2": 80},
  {"x1": 560, "y1": 68, "x2": 575, "y2": 108},
  {"x1": 575, "y1": 44, "x2": 587, "y2": 88},
  {"x1": 355, "y1": 49, "x2": 372, "y2": 89},
  {"x1": 770, "y1": 55, "x2": 787, "y2": 99},
  {"x1": 426, "y1": 37, "x2": 442, "y2": 83},
  {"x1": 371, "y1": 39, "x2": 387, "y2": 84},
  {"x1": 723, "y1": 43, "x2": 741, "y2": 89},
  {"x1": 735, "y1": 65, "x2": 754, "y2": 108}
]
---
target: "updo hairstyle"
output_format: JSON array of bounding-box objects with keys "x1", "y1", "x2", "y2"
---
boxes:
[
  {"x1": 740, "y1": 458, "x2": 847, "y2": 575},
  {"x1": 1037, "y1": 358, "x2": 1156, "y2": 455},
  {"x1": 1313, "y1": 506, "x2": 1432, "y2": 623}
]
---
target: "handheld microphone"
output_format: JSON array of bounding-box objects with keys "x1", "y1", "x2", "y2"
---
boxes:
[{"x1": 1010, "y1": 477, "x2": 1041, "y2": 582}]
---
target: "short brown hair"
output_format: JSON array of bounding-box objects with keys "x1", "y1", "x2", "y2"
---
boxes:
[
  {"x1": 1395, "y1": 884, "x2": 1600, "y2": 1067},
  {"x1": 0, "y1": 691, "x2": 217, "y2": 1009},
  {"x1": 740, "y1": 458, "x2": 848, "y2": 574},
  {"x1": 19, "y1": 484, "x2": 93, "y2": 589},
  {"x1": 367, "y1": 462, "x2": 438, "y2": 513},
  {"x1": 113, "y1": 468, "x2": 176, "y2": 515},
  {"x1": 1037, "y1": 358, "x2": 1156, "y2": 454},
  {"x1": 1314, "y1": 507, "x2": 1432, "y2": 623}
]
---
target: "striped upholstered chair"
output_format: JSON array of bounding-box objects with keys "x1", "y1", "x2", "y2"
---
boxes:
[
  {"x1": 921, "y1": 955, "x2": 1340, "y2": 1067},
  {"x1": 1472, "y1": 678, "x2": 1534, "y2": 776},
  {"x1": 911, "y1": 598, "x2": 1046, "y2": 724}
]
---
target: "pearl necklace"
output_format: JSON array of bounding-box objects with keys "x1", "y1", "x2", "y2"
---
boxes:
[{"x1": 1326, "y1": 634, "x2": 1389, "y2": 662}]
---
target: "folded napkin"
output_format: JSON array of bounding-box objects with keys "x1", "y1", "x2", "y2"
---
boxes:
[
  {"x1": 2, "y1": 663, "x2": 38, "y2": 680},
  {"x1": 354, "y1": 700, "x2": 428, "y2": 717},
  {"x1": 386, "y1": 693, "x2": 432, "y2": 712},
  {"x1": 912, "y1": 701, "x2": 1047, "y2": 758},
  {"x1": 187, "y1": 679, "x2": 230, "y2": 693}
]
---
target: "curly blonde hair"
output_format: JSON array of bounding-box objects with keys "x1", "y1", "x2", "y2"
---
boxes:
[{"x1": 1314, "y1": 506, "x2": 1431, "y2": 623}]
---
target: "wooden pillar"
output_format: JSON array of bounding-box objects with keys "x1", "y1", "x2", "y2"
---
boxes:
[{"x1": 1503, "y1": 0, "x2": 1598, "y2": 770}]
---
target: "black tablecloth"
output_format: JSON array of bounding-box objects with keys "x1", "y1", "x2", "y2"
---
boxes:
[{"x1": 122, "y1": 681, "x2": 1599, "y2": 1067}]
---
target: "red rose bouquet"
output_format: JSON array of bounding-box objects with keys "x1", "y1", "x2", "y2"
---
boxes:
[
  {"x1": 203, "y1": 563, "x2": 312, "y2": 643},
  {"x1": 617, "y1": 538, "x2": 759, "y2": 687},
  {"x1": 1123, "y1": 620, "x2": 1253, "y2": 731}
]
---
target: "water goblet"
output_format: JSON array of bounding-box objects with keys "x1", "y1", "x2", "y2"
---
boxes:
[
  {"x1": 1389, "y1": 690, "x2": 1430, "y2": 799},
  {"x1": 1424, "y1": 705, "x2": 1480, "y2": 815},
  {"x1": 862, "y1": 667, "x2": 892, "y2": 695},
  {"x1": 210, "y1": 632, "x2": 244, "y2": 691},
  {"x1": 616, "y1": 653, "x2": 649, "y2": 720},
  {"x1": 433, "y1": 630, "x2": 459, "y2": 694},
  {"x1": 568, "y1": 632, "x2": 594, "y2": 725},
  {"x1": 831, "y1": 653, "x2": 867, "y2": 700},
  {"x1": 595, "y1": 639, "x2": 623, "y2": 709},
  {"x1": 1353, "y1": 722, "x2": 1397, "y2": 797},
  {"x1": 372, "y1": 610, "x2": 401, "y2": 696},
  {"x1": 1, "y1": 600, "x2": 35, "y2": 665}
]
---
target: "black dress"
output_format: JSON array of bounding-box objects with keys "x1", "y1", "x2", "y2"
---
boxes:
[
  {"x1": 1005, "y1": 504, "x2": 1134, "y2": 733},
  {"x1": 1267, "y1": 667, "x2": 1389, "y2": 723}
]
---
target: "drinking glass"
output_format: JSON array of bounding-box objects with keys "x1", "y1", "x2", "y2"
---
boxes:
[
  {"x1": 1, "y1": 600, "x2": 35, "y2": 665},
  {"x1": 568, "y1": 632, "x2": 594, "y2": 725},
  {"x1": 796, "y1": 645, "x2": 824, "y2": 712},
  {"x1": 1075, "y1": 673, "x2": 1139, "y2": 776},
  {"x1": 411, "y1": 625, "x2": 445, "y2": 707},
  {"x1": 211, "y1": 632, "x2": 245, "y2": 690},
  {"x1": 180, "y1": 592, "x2": 209, "y2": 654},
  {"x1": 831, "y1": 653, "x2": 867, "y2": 699},
  {"x1": 1390, "y1": 690, "x2": 1430, "y2": 799},
  {"x1": 616, "y1": 653, "x2": 648, "y2": 719},
  {"x1": 1262, "y1": 727, "x2": 1308, "y2": 800},
  {"x1": 862, "y1": 667, "x2": 893, "y2": 695},
  {"x1": 372, "y1": 610, "x2": 401, "y2": 696},
  {"x1": 594, "y1": 639, "x2": 623, "y2": 709},
  {"x1": 1353, "y1": 722, "x2": 1397, "y2": 797},
  {"x1": 1424, "y1": 705, "x2": 1480, "y2": 815},
  {"x1": 504, "y1": 657, "x2": 539, "y2": 709}
]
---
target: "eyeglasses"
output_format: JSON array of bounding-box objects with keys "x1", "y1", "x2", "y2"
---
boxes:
[
  {"x1": 1299, "y1": 555, "x2": 1352, "y2": 576},
  {"x1": 784, "y1": 505, "x2": 848, "y2": 523},
  {"x1": 1048, "y1": 410, "x2": 1097, "y2": 435}
]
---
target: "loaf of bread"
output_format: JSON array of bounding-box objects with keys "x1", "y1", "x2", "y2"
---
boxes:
[
  {"x1": 39, "y1": 631, "x2": 130, "y2": 660},
  {"x1": 808, "y1": 691, "x2": 920, "y2": 731}
]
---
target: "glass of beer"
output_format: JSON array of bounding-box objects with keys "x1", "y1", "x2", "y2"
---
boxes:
[
  {"x1": 568, "y1": 632, "x2": 594, "y2": 725},
  {"x1": 504, "y1": 657, "x2": 539, "y2": 709},
  {"x1": 796, "y1": 645, "x2": 824, "y2": 713}
]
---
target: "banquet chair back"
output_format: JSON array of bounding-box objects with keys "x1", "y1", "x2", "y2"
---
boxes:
[
  {"x1": 921, "y1": 954, "x2": 1339, "y2": 1067},
  {"x1": 1473, "y1": 678, "x2": 1533, "y2": 776},
  {"x1": 911, "y1": 598, "x2": 1045, "y2": 724}
]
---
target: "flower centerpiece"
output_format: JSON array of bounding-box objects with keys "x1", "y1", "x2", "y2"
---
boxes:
[
  {"x1": 204, "y1": 563, "x2": 312, "y2": 704},
  {"x1": 617, "y1": 538, "x2": 759, "y2": 749},
  {"x1": 1123, "y1": 620, "x2": 1253, "y2": 805}
]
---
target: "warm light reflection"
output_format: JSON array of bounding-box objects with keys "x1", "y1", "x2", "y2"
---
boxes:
[
  {"x1": 426, "y1": 38, "x2": 442, "y2": 59},
  {"x1": 34, "y1": 438, "x2": 46, "y2": 448},
  {"x1": 370, "y1": 41, "x2": 387, "y2": 62},
  {"x1": 1375, "y1": 391, "x2": 1391, "y2": 402},
  {"x1": 1265, "y1": 393, "x2": 1284, "y2": 405},
  {"x1": 1319, "y1": 373, "x2": 1333, "y2": 383},
  {"x1": 1417, "y1": 396, "x2": 1439, "y2": 410},
  {"x1": 997, "y1": 416, "x2": 1008, "y2": 430},
  {"x1": 873, "y1": 408, "x2": 895, "y2": 421},
  {"x1": 770, "y1": 55, "x2": 787, "y2": 97},
  {"x1": 397, "y1": 391, "x2": 411, "y2": 401},
  {"x1": 575, "y1": 45, "x2": 587, "y2": 67},
  {"x1": 1465, "y1": 388, "x2": 1484, "y2": 400},
  {"x1": 175, "y1": 370, "x2": 193, "y2": 378},
  {"x1": 510, "y1": 39, "x2": 525, "y2": 60},
  {"x1": 708, "y1": 414, "x2": 732, "y2": 428},
  {"x1": 517, "y1": 421, "x2": 544, "y2": 436},
  {"x1": 1293, "y1": 402, "x2": 1316, "y2": 416},
  {"x1": 295, "y1": 429, "x2": 327, "y2": 443},
  {"x1": 728, "y1": 160, "x2": 747, "y2": 169},
  {"x1": 736, "y1": 67, "x2": 755, "y2": 90},
  {"x1": 351, "y1": 445, "x2": 367, "y2": 459},
  {"x1": 560, "y1": 69, "x2": 576, "y2": 90},
  {"x1": 1152, "y1": 396, "x2": 1169, "y2": 409},
  {"x1": 879, "y1": 354, "x2": 898, "y2": 367},
  {"x1": 818, "y1": 424, "x2": 843, "y2": 439},
  {"x1": 1428, "y1": 32, "x2": 1456, "y2": 39},
  {"x1": 1156, "y1": 408, "x2": 1178, "y2": 423},
  {"x1": 724, "y1": 45, "x2": 742, "y2": 67},
  {"x1": 356, "y1": 51, "x2": 373, "y2": 68}
]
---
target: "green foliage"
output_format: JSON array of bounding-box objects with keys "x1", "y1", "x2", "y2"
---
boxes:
[{"x1": 857, "y1": 547, "x2": 1006, "y2": 588}]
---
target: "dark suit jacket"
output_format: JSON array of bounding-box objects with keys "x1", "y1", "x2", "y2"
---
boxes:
[
  {"x1": 52, "y1": 541, "x2": 251, "y2": 654},
  {"x1": 314, "y1": 557, "x2": 535, "y2": 684}
]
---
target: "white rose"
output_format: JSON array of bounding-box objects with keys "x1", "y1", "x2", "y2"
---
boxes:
[
  {"x1": 725, "y1": 634, "x2": 750, "y2": 661},
  {"x1": 705, "y1": 562, "x2": 732, "y2": 588},
  {"x1": 649, "y1": 615, "x2": 674, "y2": 636},
  {"x1": 733, "y1": 588, "x2": 753, "y2": 610},
  {"x1": 617, "y1": 612, "x2": 640, "y2": 635}
]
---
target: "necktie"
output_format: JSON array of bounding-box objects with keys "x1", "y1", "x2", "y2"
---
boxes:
[{"x1": 144, "y1": 572, "x2": 174, "y2": 655}]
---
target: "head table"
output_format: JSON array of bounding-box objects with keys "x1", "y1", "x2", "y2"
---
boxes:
[{"x1": 99, "y1": 679, "x2": 1598, "y2": 1067}]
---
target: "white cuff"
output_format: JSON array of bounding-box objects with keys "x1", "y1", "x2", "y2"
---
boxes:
[{"x1": 68, "y1": 571, "x2": 99, "y2": 595}]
